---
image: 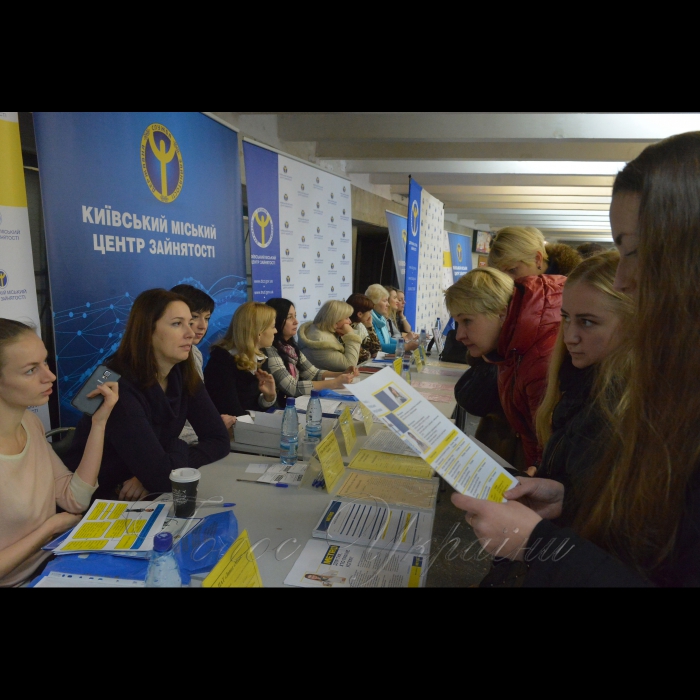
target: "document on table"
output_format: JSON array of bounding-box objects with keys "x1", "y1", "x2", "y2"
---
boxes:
[
  {"x1": 347, "y1": 367, "x2": 517, "y2": 502},
  {"x1": 54, "y1": 500, "x2": 171, "y2": 555},
  {"x1": 316, "y1": 430, "x2": 347, "y2": 493},
  {"x1": 242, "y1": 462, "x2": 308, "y2": 486},
  {"x1": 284, "y1": 539, "x2": 428, "y2": 588},
  {"x1": 313, "y1": 498, "x2": 432, "y2": 553},
  {"x1": 337, "y1": 471, "x2": 439, "y2": 510},
  {"x1": 348, "y1": 449, "x2": 435, "y2": 480},
  {"x1": 34, "y1": 572, "x2": 144, "y2": 588},
  {"x1": 202, "y1": 530, "x2": 263, "y2": 588}
]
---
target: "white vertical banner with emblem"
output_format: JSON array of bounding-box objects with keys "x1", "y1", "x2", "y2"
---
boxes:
[
  {"x1": 0, "y1": 112, "x2": 51, "y2": 430},
  {"x1": 244, "y1": 140, "x2": 353, "y2": 326},
  {"x1": 415, "y1": 187, "x2": 446, "y2": 334}
]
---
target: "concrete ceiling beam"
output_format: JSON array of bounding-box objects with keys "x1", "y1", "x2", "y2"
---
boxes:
[
  {"x1": 277, "y1": 113, "x2": 700, "y2": 142},
  {"x1": 346, "y1": 160, "x2": 625, "y2": 175},
  {"x1": 440, "y1": 202, "x2": 611, "y2": 211},
  {"x1": 316, "y1": 140, "x2": 653, "y2": 161},
  {"x1": 371, "y1": 174, "x2": 617, "y2": 187},
  {"x1": 426, "y1": 195, "x2": 613, "y2": 204},
  {"x1": 390, "y1": 185, "x2": 614, "y2": 197}
]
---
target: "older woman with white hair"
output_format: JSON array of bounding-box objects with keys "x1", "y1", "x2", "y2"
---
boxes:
[
  {"x1": 365, "y1": 284, "x2": 419, "y2": 355},
  {"x1": 297, "y1": 301, "x2": 362, "y2": 372}
]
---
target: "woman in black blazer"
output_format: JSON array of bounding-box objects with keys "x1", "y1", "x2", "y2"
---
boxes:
[{"x1": 204, "y1": 302, "x2": 278, "y2": 417}]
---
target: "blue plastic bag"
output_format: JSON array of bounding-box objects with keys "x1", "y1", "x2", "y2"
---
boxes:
[
  {"x1": 175, "y1": 510, "x2": 239, "y2": 577},
  {"x1": 318, "y1": 390, "x2": 358, "y2": 403}
]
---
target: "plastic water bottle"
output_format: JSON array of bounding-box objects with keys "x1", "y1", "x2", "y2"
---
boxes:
[
  {"x1": 280, "y1": 398, "x2": 299, "y2": 465},
  {"x1": 306, "y1": 391, "x2": 323, "y2": 443},
  {"x1": 402, "y1": 359, "x2": 412, "y2": 385},
  {"x1": 145, "y1": 532, "x2": 182, "y2": 588},
  {"x1": 419, "y1": 329, "x2": 428, "y2": 350},
  {"x1": 395, "y1": 337, "x2": 405, "y2": 358}
]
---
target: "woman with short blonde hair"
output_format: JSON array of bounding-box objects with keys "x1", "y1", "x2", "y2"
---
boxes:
[
  {"x1": 312, "y1": 301, "x2": 355, "y2": 335},
  {"x1": 297, "y1": 301, "x2": 362, "y2": 372},
  {"x1": 444, "y1": 268, "x2": 515, "y2": 319},
  {"x1": 204, "y1": 302, "x2": 278, "y2": 416},
  {"x1": 446, "y1": 265, "x2": 565, "y2": 468}
]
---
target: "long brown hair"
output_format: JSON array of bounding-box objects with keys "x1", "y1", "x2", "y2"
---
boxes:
[
  {"x1": 109, "y1": 289, "x2": 200, "y2": 395},
  {"x1": 536, "y1": 251, "x2": 633, "y2": 447},
  {"x1": 575, "y1": 132, "x2": 700, "y2": 575}
]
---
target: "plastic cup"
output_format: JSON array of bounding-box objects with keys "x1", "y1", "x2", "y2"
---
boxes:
[{"x1": 169, "y1": 468, "x2": 201, "y2": 518}]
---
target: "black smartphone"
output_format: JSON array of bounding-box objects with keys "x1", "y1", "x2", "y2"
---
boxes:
[{"x1": 71, "y1": 365, "x2": 121, "y2": 416}]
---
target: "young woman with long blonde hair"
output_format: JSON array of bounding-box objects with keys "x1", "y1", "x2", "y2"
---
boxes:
[
  {"x1": 534, "y1": 251, "x2": 633, "y2": 513},
  {"x1": 204, "y1": 302, "x2": 278, "y2": 417}
]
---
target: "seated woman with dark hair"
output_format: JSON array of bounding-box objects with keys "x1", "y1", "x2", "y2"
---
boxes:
[
  {"x1": 171, "y1": 284, "x2": 236, "y2": 441},
  {"x1": 346, "y1": 293, "x2": 381, "y2": 363},
  {"x1": 263, "y1": 299, "x2": 355, "y2": 406},
  {"x1": 64, "y1": 289, "x2": 230, "y2": 502},
  {"x1": 204, "y1": 302, "x2": 279, "y2": 417}
]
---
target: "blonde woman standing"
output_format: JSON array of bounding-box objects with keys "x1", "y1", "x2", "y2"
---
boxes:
[
  {"x1": 488, "y1": 226, "x2": 582, "y2": 280},
  {"x1": 204, "y1": 303, "x2": 278, "y2": 417},
  {"x1": 297, "y1": 301, "x2": 362, "y2": 372}
]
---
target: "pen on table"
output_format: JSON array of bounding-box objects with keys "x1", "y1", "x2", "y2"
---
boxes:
[
  {"x1": 236, "y1": 479, "x2": 289, "y2": 488},
  {"x1": 199, "y1": 503, "x2": 236, "y2": 508}
]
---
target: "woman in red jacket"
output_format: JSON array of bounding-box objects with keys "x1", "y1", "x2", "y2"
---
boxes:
[{"x1": 445, "y1": 267, "x2": 565, "y2": 468}]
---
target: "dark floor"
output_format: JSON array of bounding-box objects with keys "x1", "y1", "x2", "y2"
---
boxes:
[{"x1": 426, "y1": 479, "x2": 492, "y2": 588}]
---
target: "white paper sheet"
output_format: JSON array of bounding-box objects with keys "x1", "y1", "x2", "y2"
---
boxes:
[
  {"x1": 245, "y1": 464, "x2": 270, "y2": 474},
  {"x1": 313, "y1": 499, "x2": 432, "y2": 554},
  {"x1": 284, "y1": 539, "x2": 428, "y2": 588},
  {"x1": 34, "y1": 572, "x2": 144, "y2": 588},
  {"x1": 347, "y1": 368, "x2": 517, "y2": 502}
]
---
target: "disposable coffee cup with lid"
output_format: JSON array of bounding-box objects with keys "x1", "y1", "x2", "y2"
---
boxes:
[{"x1": 170, "y1": 468, "x2": 201, "y2": 518}]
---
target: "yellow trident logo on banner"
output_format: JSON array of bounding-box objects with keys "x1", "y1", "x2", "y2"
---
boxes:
[
  {"x1": 251, "y1": 208, "x2": 274, "y2": 249},
  {"x1": 0, "y1": 271, "x2": 7, "y2": 288},
  {"x1": 148, "y1": 131, "x2": 177, "y2": 198},
  {"x1": 254, "y1": 210, "x2": 272, "y2": 246},
  {"x1": 141, "y1": 123, "x2": 184, "y2": 203}
]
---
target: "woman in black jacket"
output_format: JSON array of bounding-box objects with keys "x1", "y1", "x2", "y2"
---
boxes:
[
  {"x1": 65, "y1": 289, "x2": 230, "y2": 501},
  {"x1": 452, "y1": 132, "x2": 700, "y2": 587},
  {"x1": 204, "y1": 302, "x2": 278, "y2": 417},
  {"x1": 534, "y1": 251, "x2": 633, "y2": 524}
]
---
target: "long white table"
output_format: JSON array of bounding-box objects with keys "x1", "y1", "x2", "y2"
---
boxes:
[{"x1": 200, "y1": 358, "x2": 468, "y2": 587}]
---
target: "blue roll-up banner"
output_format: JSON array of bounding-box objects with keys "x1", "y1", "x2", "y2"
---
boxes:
[
  {"x1": 385, "y1": 211, "x2": 408, "y2": 291},
  {"x1": 448, "y1": 231, "x2": 473, "y2": 282},
  {"x1": 404, "y1": 178, "x2": 422, "y2": 329},
  {"x1": 34, "y1": 112, "x2": 246, "y2": 424},
  {"x1": 243, "y1": 142, "x2": 281, "y2": 302}
]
